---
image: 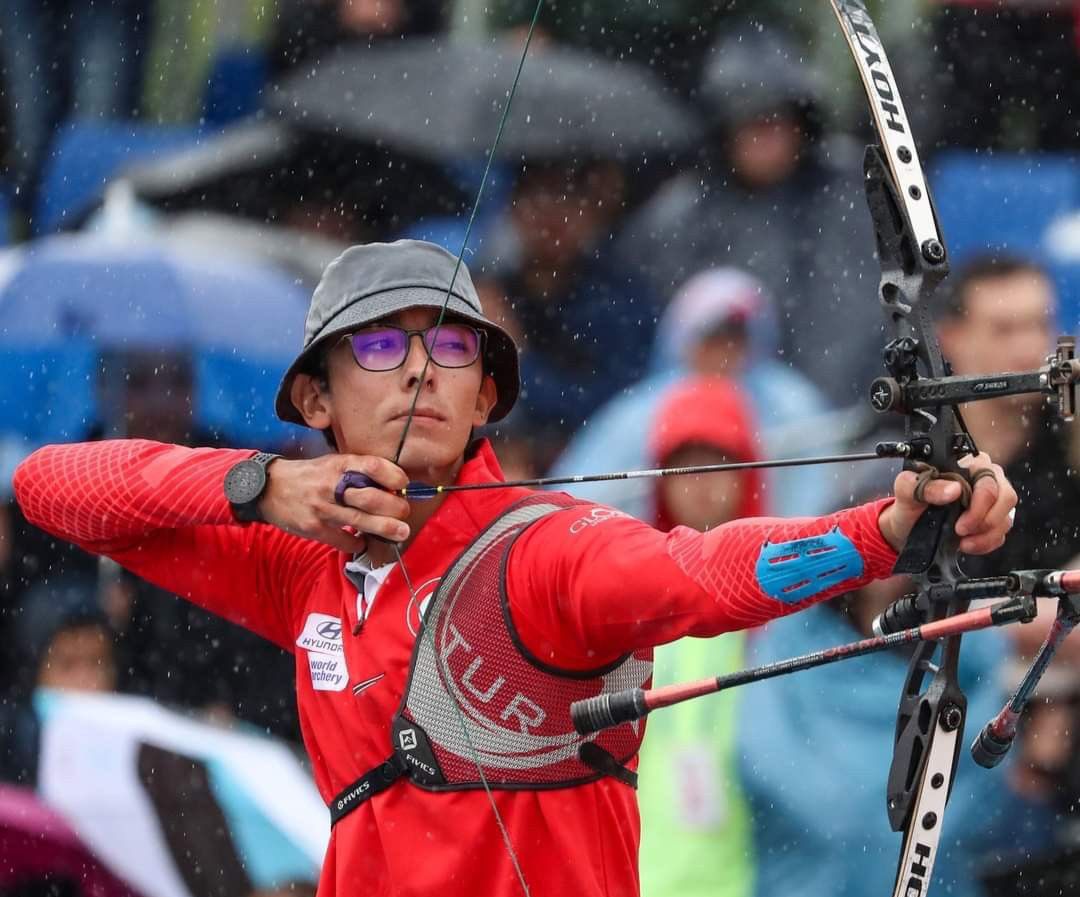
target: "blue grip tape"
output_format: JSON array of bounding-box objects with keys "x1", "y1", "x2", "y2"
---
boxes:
[{"x1": 754, "y1": 527, "x2": 864, "y2": 604}]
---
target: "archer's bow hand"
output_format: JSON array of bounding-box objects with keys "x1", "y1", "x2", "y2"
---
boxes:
[{"x1": 877, "y1": 452, "x2": 1017, "y2": 555}]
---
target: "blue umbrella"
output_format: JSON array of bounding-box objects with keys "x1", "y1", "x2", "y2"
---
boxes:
[{"x1": 0, "y1": 234, "x2": 311, "y2": 447}]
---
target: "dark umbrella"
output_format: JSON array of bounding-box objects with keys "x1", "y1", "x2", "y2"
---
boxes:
[
  {"x1": 483, "y1": 44, "x2": 703, "y2": 162},
  {"x1": 121, "y1": 119, "x2": 468, "y2": 244},
  {"x1": 0, "y1": 784, "x2": 143, "y2": 896},
  {"x1": 265, "y1": 39, "x2": 493, "y2": 160},
  {"x1": 266, "y1": 37, "x2": 702, "y2": 164}
]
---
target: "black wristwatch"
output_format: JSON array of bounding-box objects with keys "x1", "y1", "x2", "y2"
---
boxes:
[{"x1": 224, "y1": 452, "x2": 281, "y2": 523}]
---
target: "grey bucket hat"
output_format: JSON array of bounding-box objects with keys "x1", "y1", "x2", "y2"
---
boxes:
[{"x1": 275, "y1": 239, "x2": 520, "y2": 425}]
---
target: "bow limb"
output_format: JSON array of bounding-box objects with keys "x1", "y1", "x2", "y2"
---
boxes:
[{"x1": 829, "y1": 3, "x2": 971, "y2": 895}]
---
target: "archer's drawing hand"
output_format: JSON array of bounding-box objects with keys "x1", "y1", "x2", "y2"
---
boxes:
[
  {"x1": 259, "y1": 455, "x2": 411, "y2": 553},
  {"x1": 878, "y1": 452, "x2": 1017, "y2": 555}
]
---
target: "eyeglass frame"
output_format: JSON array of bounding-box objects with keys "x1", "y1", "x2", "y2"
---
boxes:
[{"x1": 337, "y1": 322, "x2": 487, "y2": 373}]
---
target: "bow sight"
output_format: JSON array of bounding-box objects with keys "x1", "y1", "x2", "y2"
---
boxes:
[{"x1": 870, "y1": 336, "x2": 1080, "y2": 419}]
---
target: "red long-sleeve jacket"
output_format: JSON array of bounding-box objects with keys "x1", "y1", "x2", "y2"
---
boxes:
[{"x1": 13, "y1": 437, "x2": 898, "y2": 897}]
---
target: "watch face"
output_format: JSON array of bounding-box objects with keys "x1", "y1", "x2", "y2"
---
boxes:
[{"x1": 226, "y1": 461, "x2": 265, "y2": 505}]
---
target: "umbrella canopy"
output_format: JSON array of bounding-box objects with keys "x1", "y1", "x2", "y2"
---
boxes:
[
  {"x1": 0, "y1": 233, "x2": 306, "y2": 354},
  {"x1": 266, "y1": 38, "x2": 492, "y2": 160},
  {"x1": 35, "y1": 690, "x2": 327, "y2": 897},
  {"x1": 267, "y1": 36, "x2": 702, "y2": 164},
  {"x1": 0, "y1": 234, "x2": 309, "y2": 445},
  {"x1": 484, "y1": 43, "x2": 703, "y2": 162},
  {"x1": 0, "y1": 783, "x2": 144, "y2": 896},
  {"x1": 119, "y1": 119, "x2": 468, "y2": 245}
]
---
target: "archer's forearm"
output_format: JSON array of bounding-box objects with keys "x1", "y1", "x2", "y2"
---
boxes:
[
  {"x1": 508, "y1": 499, "x2": 899, "y2": 668},
  {"x1": 13, "y1": 439, "x2": 255, "y2": 552}
]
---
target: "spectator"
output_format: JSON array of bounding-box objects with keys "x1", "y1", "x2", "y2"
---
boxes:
[
  {"x1": 96, "y1": 349, "x2": 300, "y2": 739},
  {"x1": 0, "y1": 1, "x2": 150, "y2": 203},
  {"x1": 637, "y1": 377, "x2": 761, "y2": 897},
  {"x1": 143, "y1": 0, "x2": 272, "y2": 124},
  {"x1": 736, "y1": 466, "x2": 1047, "y2": 897},
  {"x1": 935, "y1": 254, "x2": 1080, "y2": 576},
  {"x1": 614, "y1": 26, "x2": 882, "y2": 407},
  {"x1": 475, "y1": 157, "x2": 662, "y2": 466},
  {"x1": 270, "y1": 0, "x2": 452, "y2": 76},
  {"x1": 549, "y1": 267, "x2": 831, "y2": 518},
  {"x1": 927, "y1": 2, "x2": 1080, "y2": 151},
  {"x1": 3, "y1": 347, "x2": 299, "y2": 740},
  {"x1": 0, "y1": 575, "x2": 114, "y2": 786}
]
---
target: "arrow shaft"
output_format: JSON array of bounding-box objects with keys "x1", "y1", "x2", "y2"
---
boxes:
[{"x1": 404, "y1": 446, "x2": 908, "y2": 499}]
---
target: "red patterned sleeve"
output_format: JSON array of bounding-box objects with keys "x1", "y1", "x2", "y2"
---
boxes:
[
  {"x1": 506, "y1": 500, "x2": 898, "y2": 669},
  {"x1": 12, "y1": 440, "x2": 320, "y2": 649}
]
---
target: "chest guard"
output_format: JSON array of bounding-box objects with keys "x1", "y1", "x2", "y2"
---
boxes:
[{"x1": 390, "y1": 493, "x2": 652, "y2": 792}]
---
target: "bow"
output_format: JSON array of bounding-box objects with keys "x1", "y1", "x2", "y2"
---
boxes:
[
  {"x1": 829, "y1": 4, "x2": 1079, "y2": 893},
  {"x1": 571, "y1": 5, "x2": 1080, "y2": 896},
  {"x1": 385, "y1": 3, "x2": 1080, "y2": 896}
]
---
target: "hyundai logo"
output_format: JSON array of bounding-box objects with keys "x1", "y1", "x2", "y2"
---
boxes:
[{"x1": 317, "y1": 620, "x2": 343, "y2": 639}]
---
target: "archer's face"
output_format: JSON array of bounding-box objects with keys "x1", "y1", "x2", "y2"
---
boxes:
[{"x1": 304, "y1": 308, "x2": 497, "y2": 476}]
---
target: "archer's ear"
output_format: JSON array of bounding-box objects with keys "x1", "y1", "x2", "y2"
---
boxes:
[
  {"x1": 291, "y1": 373, "x2": 334, "y2": 430},
  {"x1": 472, "y1": 374, "x2": 498, "y2": 427}
]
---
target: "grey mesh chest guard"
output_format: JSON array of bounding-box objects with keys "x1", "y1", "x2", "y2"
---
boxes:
[{"x1": 390, "y1": 493, "x2": 653, "y2": 792}]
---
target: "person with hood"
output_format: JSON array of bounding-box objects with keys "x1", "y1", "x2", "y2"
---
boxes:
[
  {"x1": 549, "y1": 267, "x2": 831, "y2": 518},
  {"x1": 12, "y1": 240, "x2": 1016, "y2": 897},
  {"x1": 614, "y1": 26, "x2": 882, "y2": 406},
  {"x1": 472, "y1": 157, "x2": 663, "y2": 466},
  {"x1": 636, "y1": 377, "x2": 762, "y2": 897},
  {"x1": 736, "y1": 463, "x2": 1047, "y2": 897}
]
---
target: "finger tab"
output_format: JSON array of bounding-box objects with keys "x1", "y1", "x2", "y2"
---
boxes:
[{"x1": 335, "y1": 470, "x2": 378, "y2": 507}]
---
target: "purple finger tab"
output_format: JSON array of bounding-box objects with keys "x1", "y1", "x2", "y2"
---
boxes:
[{"x1": 335, "y1": 471, "x2": 377, "y2": 507}]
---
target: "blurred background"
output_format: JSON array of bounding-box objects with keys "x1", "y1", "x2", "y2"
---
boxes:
[{"x1": 2, "y1": 1, "x2": 1080, "y2": 896}]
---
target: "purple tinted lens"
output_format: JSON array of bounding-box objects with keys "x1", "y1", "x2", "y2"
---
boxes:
[
  {"x1": 348, "y1": 325, "x2": 481, "y2": 371},
  {"x1": 424, "y1": 324, "x2": 480, "y2": 367},
  {"x1": 350, "y1": 328, "x2": 409, "y2": 371}
]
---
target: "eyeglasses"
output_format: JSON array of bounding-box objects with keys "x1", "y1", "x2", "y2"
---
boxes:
[{"x1": 345, "y1": 323, "x2": 483, "y2": 372}]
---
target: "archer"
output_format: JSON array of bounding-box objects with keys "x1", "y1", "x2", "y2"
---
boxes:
[{"x1": 12, "y1": 239, "x2": 1016, "y2": 897}]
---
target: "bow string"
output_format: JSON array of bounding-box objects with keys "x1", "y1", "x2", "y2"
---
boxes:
[{"x1": 389, "y1": 5, "x2": 546, "y2": 895}]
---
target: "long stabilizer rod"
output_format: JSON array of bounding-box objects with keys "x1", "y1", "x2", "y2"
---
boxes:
[{"x1": 571, "y1": 598, "x2": 1032, "y2": 736}]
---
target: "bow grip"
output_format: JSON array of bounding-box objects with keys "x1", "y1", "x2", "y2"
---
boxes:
[{"x1": 892, "y1": 503, "x2": 954, "y2": 576}]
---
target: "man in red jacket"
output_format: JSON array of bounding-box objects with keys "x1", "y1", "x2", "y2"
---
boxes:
[{"x1": 14, "y1": 240, "x2": 1016, "y2": 897}]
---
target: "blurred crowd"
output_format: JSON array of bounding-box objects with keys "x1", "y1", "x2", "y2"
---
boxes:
[{"x1": 2, "y1": 1, "x2": 1080, "y2": 896}]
